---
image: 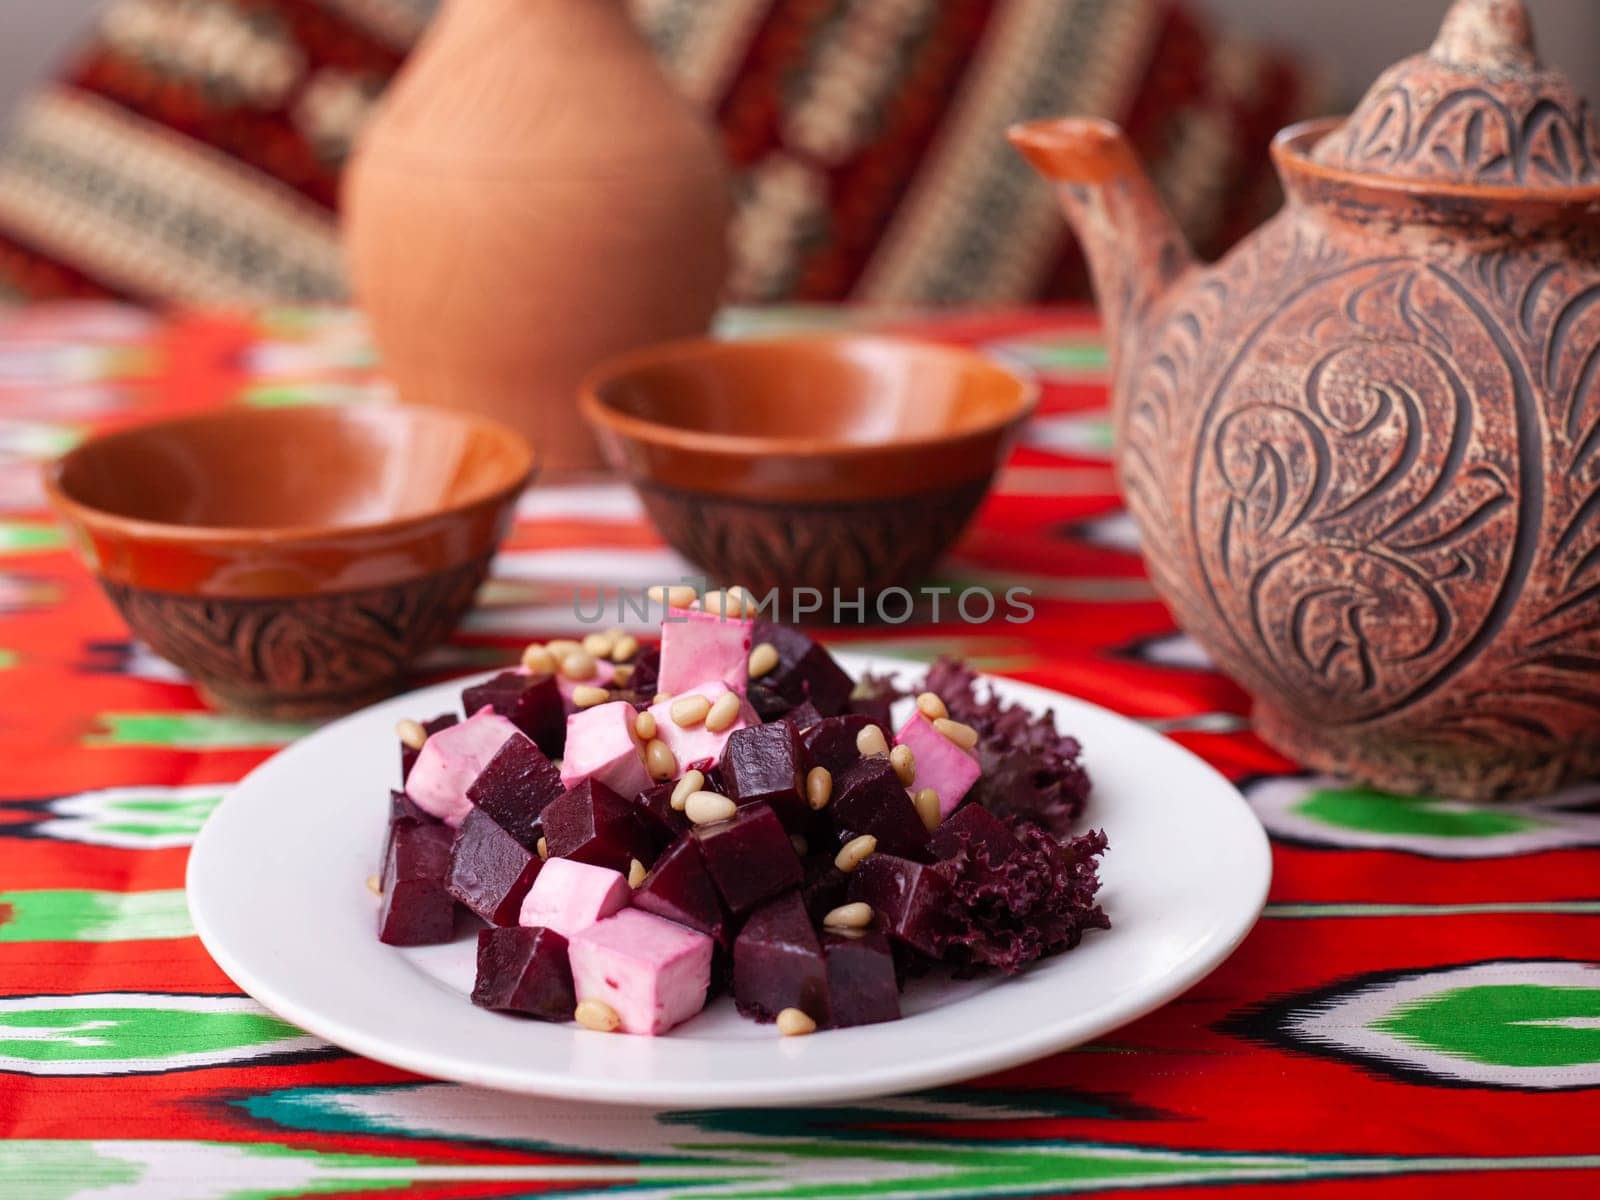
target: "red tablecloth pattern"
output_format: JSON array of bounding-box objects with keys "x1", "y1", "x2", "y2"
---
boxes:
[{"x1": 0, "y1": 304, "x2": 1597, "y2": 1197}]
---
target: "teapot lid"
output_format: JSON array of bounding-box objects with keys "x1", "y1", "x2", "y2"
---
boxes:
[{"x1": 1311, "y1": 0, "x2": 1600, "y2": 189}]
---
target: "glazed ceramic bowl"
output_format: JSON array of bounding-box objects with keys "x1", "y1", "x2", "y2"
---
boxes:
[
  {"x1": 580, "y1": 334, "x2": 1035, "y2": 603},
  {"x1": 46, "y1": 405, "x2": 533, "y2": 716}
]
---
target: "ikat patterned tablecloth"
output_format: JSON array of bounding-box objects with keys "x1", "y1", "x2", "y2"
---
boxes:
[{"x1": 0, "y1": 304, "x2": 1597, "y2": 1198}]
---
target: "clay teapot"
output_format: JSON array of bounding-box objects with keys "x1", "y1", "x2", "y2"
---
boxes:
[{"x1": 1011, "y1": 0, "x2": 1600, "y2": 800}]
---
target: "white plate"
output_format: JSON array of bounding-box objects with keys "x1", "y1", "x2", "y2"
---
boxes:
[{"x1": 187, "y1": 654, "x2": 1270, "y2": 1107}]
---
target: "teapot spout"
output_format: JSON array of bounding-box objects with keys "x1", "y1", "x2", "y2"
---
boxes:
[{"x1": 1008, "y1": 118, "x2": 1193, "y2": 353}]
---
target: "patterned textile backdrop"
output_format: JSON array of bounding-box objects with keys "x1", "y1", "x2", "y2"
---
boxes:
[{"x1": 0, "y1": 0, "x2": 1318, "y2": 307}]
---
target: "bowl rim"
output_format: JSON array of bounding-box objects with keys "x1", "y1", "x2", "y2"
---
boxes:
[
  {"x1": 44, "y1": 403, "x2": 537, "y2": 546},
  {"x1": 579, "y1": 332, "x2": 1038, "y2": 459}
]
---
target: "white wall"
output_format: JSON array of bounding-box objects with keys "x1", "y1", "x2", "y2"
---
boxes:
[
  {"x1": 1200, "y1": 0, "x2": 1600, "y2": 107},
  {"x1": 0, "y1": 0, "x2": 103, "y2": 121}
]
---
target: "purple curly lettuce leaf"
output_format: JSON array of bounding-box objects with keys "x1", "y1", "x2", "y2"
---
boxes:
[
  {"x1": 920, "y1": 657, "x2": 1092, "y2": 840},
  {"x1": 932, "y1": 823, "x2": 1109, "y2": 976}
]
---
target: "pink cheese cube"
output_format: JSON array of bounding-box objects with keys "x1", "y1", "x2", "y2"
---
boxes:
[
  {"x1": 560, "y1": 700, "x2": 650, "y2": 797},
  {"x1": 647, "y1": 681, "x2": 756, "y2": 775},
  {"x1": 406, "y1": 708, "x2": 519, "y2": 826},
  {"x1": 568, "y1": 908, "x2": 713, "y2": 1035},
  {"x1": 658, "y1": 608, "x2": 753, "y2": 695},
  {"x1": 895, "y1": 710, "x2": 982, "y2": 819},
  {"x1": 552, "y1": 658, "x2": 616, "y2": 707},
  {"x1": 518, "y1": 857, "x2": 631, "y2": 937}
]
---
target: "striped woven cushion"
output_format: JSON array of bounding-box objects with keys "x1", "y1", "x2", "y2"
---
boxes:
[{"x1": 0, "y1": 0, "x2": 1321, "y2": 306}]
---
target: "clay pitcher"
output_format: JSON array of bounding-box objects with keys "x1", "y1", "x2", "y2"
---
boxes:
[
  {"x1": 1011, "y1": 0, "x2": 1600, "y2": 800},
  {"x1": 343, "y1": 0, "x2": 731, "y2": 472}
]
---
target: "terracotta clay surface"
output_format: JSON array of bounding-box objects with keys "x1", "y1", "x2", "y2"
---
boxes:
[
  {"x1": 343, "y1": 0, "x2": 730, "y2": 473},
  {"x1": 1011, "y1": 0, "x2": 1600, "y2": 799},
  {"x1": 580, "y1": 334, "x2": 1034, "y2": 598},
  {"x1": 46, "y1": 405, "x2": 532, "y2": 714}
]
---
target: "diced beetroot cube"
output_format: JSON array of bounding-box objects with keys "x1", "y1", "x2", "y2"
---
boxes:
[
  {"x1": 569, "y1": 908, "x2": 714, "y2": 1035},
  {"x1": 560, "y1": 700, "x2": 651, "y2": 799},
  {"x1": 463, "y1": 671, "x2": 565, "y2": 758},
  {"x1": 471, "y1": 926, "x2": 574, "y2": 1020},
  {"x1": 785, "y1": 700, "x2": 824, "y2": 732},
  {"x1": 847, "y1": 678, "x2": 896, "y2": 729},
  {"x1": 382, "y1": 788, "x2": 434, "y2": 870},
  {"x1": 464, "y1": 731, "x2": 564, "y2": 850},
  {"x1": 406, "y1": 708, "x2": 520, "y2": 826},
  {"x1": 400, "y1": 713, "x2": 458, "y2": 783},
  {"x1": 747, "y1": 621, "x2": 853, "y2": 716},
  {"x1": 541, "y1": 778, "x2": 658, "y2": 872},
  {"x1": 446, "y1": 809, "x2": 542, "y2": 926},
  {"x1": 517, "y1": 856, "x2": 631, "y2": 937},
  {"x1": 848, "y1": 854, "x2": 954, "y2": 958},
  {"x1": 693, "y1": 803, "x2": 802, "y2": 914},
  {"x1": 378, "y1": 821, "x2": 458, "y2": 945},
  {"x1": 633, "y1": 782, "x2": 691, "y2": 848},
  {"x1": 659, "y1": 608, "x2": 753, "y2": 695},
  {"x1": 829, "y1": 756, "x2": 929, "y2": 858},
  {"x1": 799, "y1": 857, "x2": 850, "y2": 924},
  {"x1": 390, "y1": 788, "x2": 434, "y2": 825},
  {"x1": 895, "y1": 711, "x2": 982, "y2": 820},
  {"x1": 928, "y1": 801, "x2": 1019, "y2": 862},
  {"x1": 732, "y1": 890, "x2": 831, "y2": 1024},
  {"x1": 719, "y1": 721, "x2": 808, "y2": 831},
  {"x1": 634, "y1": 835, "x2": 729, "y2": 945},
  {"x1": 647, "y1": 681, "x2": 755, "y2": 775},
  {"x1": 800, "y1": 714, "x2": 873, "y2": 775},
  {"x1": 628, "y1": 644, "x2": 660, "y2": 697},
  {"x1": 823, "y1": 928, "x2": 901, "y2": 1027}
]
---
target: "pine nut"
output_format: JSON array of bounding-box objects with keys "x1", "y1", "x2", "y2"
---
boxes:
[
  {"x1": 789, "y1": 834, "x2": 809, "y2": 857},
  {"x1": 653, "y1": 692, "x2": 672, "y2": 705},
  {"x1": 702, "y1": 586, "x2": 755, "y2": 619},
  {"x1": 645, "y1": 738, "x2": 678, "y2": 781},
  {"x1": 855, "y1": 724, "x2": 889, "y2": 757},
  {"x1": 933, "y1": 717, "x2": 980, "y2": 749},
  {"x1": 575, "y1": 999, "x2": 620, "y2": 1032},
  {"x1": 915, "y1": 692, "x2": 948, "y2": 721},
  {"x1": 545, "y1": 639, "x2": 581, "y2": 659},
  {"x1": 671, "y1": 694, "x2": 712, "y2": 727},
  {"x1": 628, "y1": 858, "x2": 647, "y2": 888},
  {"x1": 776, "y1": 1007, "x2": 817, "y2": 1037},
  {"x1": 536, "y1": 836, "x2": 549, "y2": 860},
  {"x1": 913, "y1": 787, "x2": 941, "y2": 832},
  {"x1": 648, "y1": 584, "x2": 699, "y2": 610},
  {"x1": 365, "y1": 874, "x2": 383, "y2": 896},
  {"x1": 582, "y1": 632, "x2": 615, "y2": 658},
  {"x1": 671, "y1": 770, "x2": 704, "y2": 811},
  {"x1": 806, "y1": 766, "x2": 833, "y2": 811},
  {"x1": 611, "y1": 664, "x2": 634, "y2": 687},
  {"x1": 521, "y1": 644, "x2": 557, "y2": 675},
  {"x1": 704, "y1": 691, "x2": 742, "y2": 733},
  {"x1": 834, "y1": 834, "x2": 877, "y2": 873},
  {"x1": 748, "y1": 642, "x2": 780, "y2": 678},
  {"x1": 561, "y1": 651, "x2": 598, "y2": 681},
  {"x1": 685, "y1": 790, "x2": 737, "y2": 825},
  {"x1": 889, "y1": 744, "x2": 917, "y2": 786},
  {"x1": 635, "y1": 711, "x2": 657, "y2": 741},
  {"x1": 612, "y1": 634, "x2": 639, "y2": 662},
  {"x1": 823, "y1": 901, "x2": 874, "y2": 930},
  {"x1": 572, "y1": 685, "x2": 609, "y2": 709},
  {"x1": 394, "y1": 718, "x2": 427, "y2": 750}
]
